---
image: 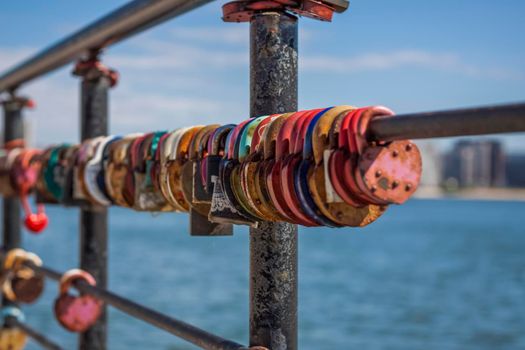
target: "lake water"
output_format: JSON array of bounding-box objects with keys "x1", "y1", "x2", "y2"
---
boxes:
[{"x1": 18, "y1": 199, "x2": 525, "y2": 349}]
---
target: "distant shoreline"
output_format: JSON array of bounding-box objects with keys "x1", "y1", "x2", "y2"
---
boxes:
[{"x1": 414, "y1": 187, "x2": 525, "y2": 202}]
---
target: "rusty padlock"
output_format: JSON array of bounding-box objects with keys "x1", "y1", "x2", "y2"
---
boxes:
[
  {"x1": 0, "y1": 307, "x2": 27, "y2": 350},
  {"x1": 54, "y1": 269, "x2": 102, "y2": 333},
  {"x1": 350, "y1": 106, "x2": 422, "y2": 204},
  {"x1": 2, "y1": 249, "x2": 44, "y2": 304}
]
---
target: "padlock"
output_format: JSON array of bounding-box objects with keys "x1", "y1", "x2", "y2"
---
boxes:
[
  {"x1": 265, "y1": 112, "x2": 306, "y2": 224},
  {"x1": 166, "y1": 126, "x2": 203, "y2": 213},
  {"x1": 209, "y1": 123, "x2": 261, "y2": 226},
  {"x1": 239, "y1": 114, "x2": 284, "y2": 222},
  {"x1": 276, "y1": 109, "x2": 321, "y2": 226},
  {"x1": 217, "y1": 119, "x2": 260, "y2": 226},
  {"x1": 182, "y1": 126, "x2": 233, "y2": 235},
  {"x1": 61, "y1": 145, "x2": 87, "y2": 206},
  {"x1": 123, "y1": 134, "x2": 148, "y2": 208},
  {"x1": 289, "y1": 108, "x2": 342, "y2": 227},
  {"x1": 11, "y1": 149, "x2": 49, "y2": 233},
  {"x1": 253, "y1": 113, "x2": 297, "y2": 223},
  {"x1": 133, "y1": 131, "x2": 174, "y2": 212},
  {"x1": 331, "y1": 108, "x2": 377, "y2": 206},
  {"x1": 308, "y1": 106, "x2": 387, "y2": 227},
  {"x1": 0, "y1": 307, "x2": 27, "y2": 350},
  {"x1": 157, "y1": 128, "x2": 187, "y2": 212},
  {"x1": 35, "y1": 147, "x2": 57, "y2": 204},
  {"x1": 2, "y1": 249, "x2": 44, "y2": 304},
  {"x1": 230, "y1": 116, "x2": 268, "y2": 221},
  {"x1": 41, "y1": 144, "x2": 72, "y2": 203},
  {"x1": 204, "y1": 124, "x2": 235, "y2": 194},
  {"x1": 192, "y1": 125, "x2": 220, "y2": 204},
  {"x1": 84, "y1": 136, "x2": 120, "y2": 206},
  {"x1": 350, "y1": 106, "x2": 422, "y2": 204},
  {"x1": 54, "y1": 269, "x2": 103, "y2": 333},
  {"x1": 75, "y1": 138, "x2": 106, "y2": 205},
  {"x1": 104, "y1": 134, "x2": 142, "y2": 208},
  {"x1": 150, "y1": 132, "x2": 171, "y2": 202}
]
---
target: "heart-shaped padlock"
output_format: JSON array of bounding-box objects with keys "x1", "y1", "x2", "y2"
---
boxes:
[{"x1": 54, "y1": 269, "x2": 102, "y2": 333}]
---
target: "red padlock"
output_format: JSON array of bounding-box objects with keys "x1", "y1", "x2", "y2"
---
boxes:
[
  {"x1": 54, "y1": 269, "x2": 102, "y2": 333},
  {"x1": 11, "y1": 149, "x2": 48, "y2": 233}
]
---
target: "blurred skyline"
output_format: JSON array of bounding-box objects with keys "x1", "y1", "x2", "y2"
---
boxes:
[{"x1": 0, "y1": 0, "x2": 524, "y2": 151}]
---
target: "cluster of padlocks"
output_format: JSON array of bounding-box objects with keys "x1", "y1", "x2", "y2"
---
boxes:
[
  {"x1": 0, "y1": 249, "x2": 102, "y2": 348},
  {"x1": 0, "y1": 105, "x2": 422, "y2": 233}
]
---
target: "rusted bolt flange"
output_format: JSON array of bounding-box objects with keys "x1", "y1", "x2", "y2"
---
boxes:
[
  {"x1": 72, "y1": 58, "x2": 119, "y2": 87},
  {"x1": 222, "y1": 0, "x2": 349, "y2": 23}
]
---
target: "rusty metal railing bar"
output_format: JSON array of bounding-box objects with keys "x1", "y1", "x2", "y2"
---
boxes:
[
  {"x1": 6, "y1": 317, "x2": 64, "y2": 350},
  {"x1": 368, "y1": 102, "x2": 525, "y2": 142},
  {"x1": 25, "y1": 263, "x2": 247, "y2": 350},
  {"x1": 0, "y1": 0, "x2": 215, "y2": 92}
]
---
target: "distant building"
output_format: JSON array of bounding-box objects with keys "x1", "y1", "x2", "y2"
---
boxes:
[
  {"x1": 443, "y1": 140, "x2": 506, "y2": 188},
  {"x1": 506, "y1": 154, "x2": 525, "y2": 188},
  {"x1": 417, "y1": 141, "x2": 442, "y2": 187}
]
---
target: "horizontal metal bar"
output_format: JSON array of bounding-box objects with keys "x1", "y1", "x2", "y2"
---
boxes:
[
  {"x1": 368, "y1": 102, "x2": 525, "y2": 142},
  {"x1": 0, "y1": 0, "x2": 215, "y2": 92},
  {"x1": 6, "y1": 318, "x2": 64, "y2": 350},
  {"x1": 27, "y1": 263, "x2": 247, "y2": 350}
]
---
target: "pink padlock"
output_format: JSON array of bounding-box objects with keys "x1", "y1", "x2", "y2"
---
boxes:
[{"x1": 54, "y1": 269, "x2": 102, "y2": 332}]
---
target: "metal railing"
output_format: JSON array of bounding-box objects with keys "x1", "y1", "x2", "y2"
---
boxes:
[{"x1": 0, "y1": 0, "x2": 524, "y2": 350}]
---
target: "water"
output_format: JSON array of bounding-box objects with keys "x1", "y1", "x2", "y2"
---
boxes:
[{"x1": 20, "y1": 199, "x2": 525, "y2": 350}]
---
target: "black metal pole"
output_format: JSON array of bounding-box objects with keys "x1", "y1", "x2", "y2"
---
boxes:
[
  {"x1": 368, "y1": 102, "x2": 525, "y2": 142},
  {"x1": 249, "y1": 13, "x2": 298, "y2": 350},
  {"x1": 2, "y1": 96, "x2": 24, "y2": 308},
  {"x1": 76, "y1": 61, "x2": 110, "y2": 350}
]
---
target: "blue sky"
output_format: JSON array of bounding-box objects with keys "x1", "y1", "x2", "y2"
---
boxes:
[{"x1": 0, "y1": 0, "x2": 524, "y2": 152}]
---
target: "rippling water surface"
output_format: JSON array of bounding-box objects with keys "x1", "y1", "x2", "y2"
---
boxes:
[{"x1": 19, "y1": 199, "x2": 525, "y2": 349}]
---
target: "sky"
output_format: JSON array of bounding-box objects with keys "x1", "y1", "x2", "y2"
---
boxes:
[{"x1": 0, "y1": 0, "x2": 524, "y2": 152}]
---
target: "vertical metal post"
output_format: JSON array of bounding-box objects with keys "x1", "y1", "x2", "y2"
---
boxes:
[
  {"x1": 1, "y1": 96, "x2": 24, "y2": 307},
  {"x1": 76, "y1": 59, "x2": 110, "y2": 350},
  {"x1": 249, "y1": 13, "x2": 298, "y2": 350}
]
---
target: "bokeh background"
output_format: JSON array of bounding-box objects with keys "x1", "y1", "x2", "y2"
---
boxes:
[{"x1": 1, "y1": 0, "x2": 524, "y2": 349}]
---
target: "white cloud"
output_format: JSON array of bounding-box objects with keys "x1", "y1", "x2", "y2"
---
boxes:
[{"x1": 302, "y1": 49, "x2": 525, "y2": 80}]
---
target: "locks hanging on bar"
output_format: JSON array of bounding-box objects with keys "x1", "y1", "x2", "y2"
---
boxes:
[
  {"x1": 0, "y1": 105, "x2": 422, "y2": 230},
  {"x1": 54, "y1": 269, "x2": 103, "y2": 333},
  {"x1": 1, "y1": 249, "x2": 45, "y2": 304},
  {"x1": 0, "y1": 307, "x2": 27, "y2": 350}
]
